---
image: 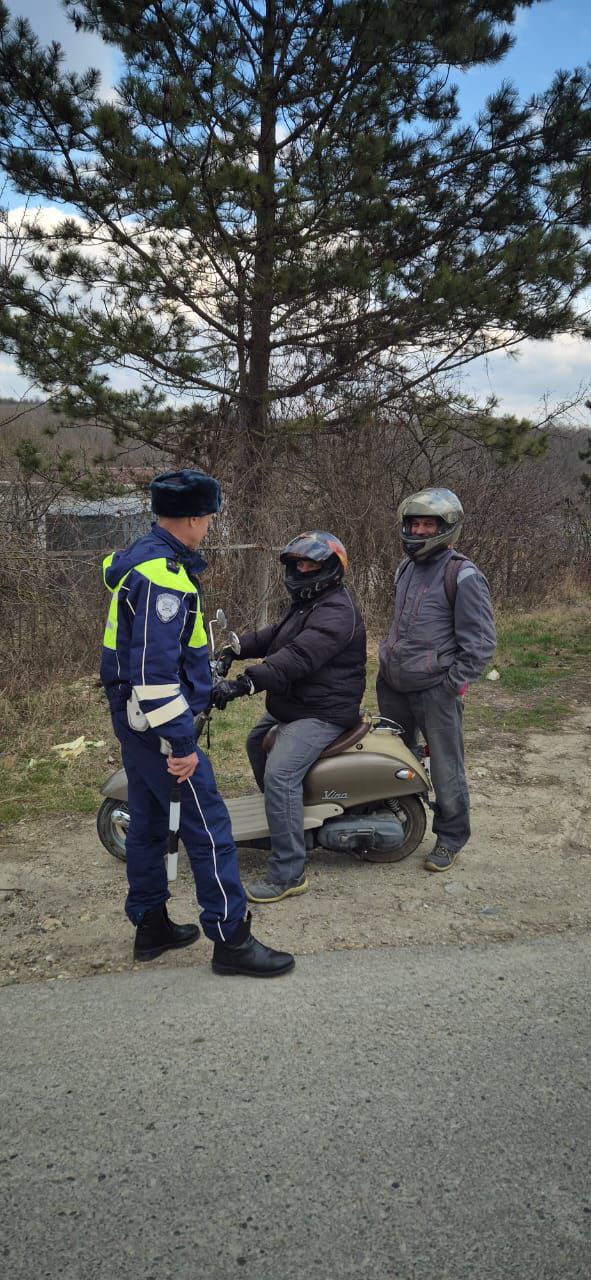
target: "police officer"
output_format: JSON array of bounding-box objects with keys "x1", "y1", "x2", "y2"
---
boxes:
[
  {"x1": 377, "y1": 488, "x2": 496, "y2": 872},
  {"x1": 100, "y1": 467, "x2": 294, "y2": 976}
]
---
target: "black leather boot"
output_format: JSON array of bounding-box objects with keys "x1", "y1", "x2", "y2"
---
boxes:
[
  {"x1": 134, "y1": 904, "x2": 200, "y2": 962},
  {"x1": 212, "y1": 912, "x2": 295, "y2": 978}
]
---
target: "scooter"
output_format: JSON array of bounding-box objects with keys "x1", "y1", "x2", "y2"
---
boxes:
[{"x1": 96, "y1": 609, "x2": 431, "y2": 866}]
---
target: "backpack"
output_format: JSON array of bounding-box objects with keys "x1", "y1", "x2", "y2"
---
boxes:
[{"x1": 395, "y1": 552, "x2": 469, "y2": 609}]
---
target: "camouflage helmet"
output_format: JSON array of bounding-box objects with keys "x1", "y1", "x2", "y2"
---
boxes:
[{"x1": 398, "y1": 488, "x2": 464, "y2": 562}]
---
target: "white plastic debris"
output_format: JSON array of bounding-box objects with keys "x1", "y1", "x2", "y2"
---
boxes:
[
  {"x1": 51, "y1": 735, "x2": 106, "y2": 761},
  {"x1": 486, "y1": 668, "x2": 501, "y2": 681},
  {"x1": 51, "y1": 735, "x2": 87, "y2": 760}
]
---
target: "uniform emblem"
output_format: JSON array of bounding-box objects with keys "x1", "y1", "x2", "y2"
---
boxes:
[{"x1": 156, "y1": 592, "x2": 181, "y2": 622}]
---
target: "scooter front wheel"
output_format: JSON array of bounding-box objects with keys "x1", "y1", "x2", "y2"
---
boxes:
[
  {"x1": 361, "y1": 795, "x2": 427, "y2": 863},
  {"x1": 97, "y1": 798, "x2": 129, "y2": 861}
]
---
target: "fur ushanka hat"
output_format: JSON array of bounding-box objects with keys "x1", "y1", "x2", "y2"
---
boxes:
[{"x1": 150, "y1": 468, "x2": 222, "y2": 518}]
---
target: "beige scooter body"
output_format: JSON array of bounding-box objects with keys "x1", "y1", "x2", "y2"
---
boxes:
[{"x1": 98, "y1": 718, "x2": 430, "y2": 859}]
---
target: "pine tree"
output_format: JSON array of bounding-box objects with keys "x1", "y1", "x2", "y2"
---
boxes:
[{"x1": 0, "y1": 0, "x2": 590, "y2": 514}]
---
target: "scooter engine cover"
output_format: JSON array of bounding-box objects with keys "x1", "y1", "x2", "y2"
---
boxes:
[{"x1": 316, "y1": 813, "x2": 405, "y2": 854}]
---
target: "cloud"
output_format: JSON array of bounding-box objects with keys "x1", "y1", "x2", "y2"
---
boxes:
[
  {"x1": 6, "y1": 0, "x2": 117, "y2": 89},
  {"x1": 463, "y1": 333, "x2": 591, "y2": 423},
  {"x1": 5, "y1": 204, "x2": 88, "y2": 231},
  {"x1": 0, "y1": 357, "x2": 40, "y2": 399}
]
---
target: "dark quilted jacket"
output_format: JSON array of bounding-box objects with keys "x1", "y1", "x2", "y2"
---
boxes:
[{"x1": 238, "y1": 585, "x2": 366, "y2": 728}]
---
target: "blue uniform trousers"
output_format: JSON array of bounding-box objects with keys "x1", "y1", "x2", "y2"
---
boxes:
[{"x1": 112, "y1": 711, "x2": 247, "y2": 942}]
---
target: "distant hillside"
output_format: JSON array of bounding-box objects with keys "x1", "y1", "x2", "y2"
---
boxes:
[
  {"x1": 0, "y1": 399, "x2": 162, "y2": 470},
  {"x1": 0, "y1": 397, "x2": 589, "y2": 494}
]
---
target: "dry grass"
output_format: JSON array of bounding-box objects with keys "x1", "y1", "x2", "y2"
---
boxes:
[{"x1": 1, "y1": 598, "x2": 591, "y2": 828}]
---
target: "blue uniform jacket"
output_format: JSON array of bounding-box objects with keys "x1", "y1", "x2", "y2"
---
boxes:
[{"x1": 100, "y1": 526, "x2": 211, "y2": 755}]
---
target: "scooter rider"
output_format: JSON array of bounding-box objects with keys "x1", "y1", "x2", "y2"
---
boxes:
[
  {"x1": 100, "y1": 467, "x2": 294, "y2": 976},
  {"x1": 213, "y1": 532, "x2": 366, "y2": 902},
  {"x1": 377, "y1": 488, "x2": 496, "y2": 871}
]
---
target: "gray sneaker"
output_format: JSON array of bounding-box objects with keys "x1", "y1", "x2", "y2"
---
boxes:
[
  {"x1": 424, "y1": 843, "x2": 460, "y2": 872},
  {"x1": 245, "y1": 875, "x2": 309, "y2": 903}
]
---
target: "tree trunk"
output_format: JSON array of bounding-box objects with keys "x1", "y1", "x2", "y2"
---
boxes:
[{"x1": 233, "y1": 0, "x2": 277, "y2": 594}]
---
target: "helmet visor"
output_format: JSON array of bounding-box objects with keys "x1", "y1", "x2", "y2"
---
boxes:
[{"x1": 280, "y1": 531, "x2": 348, "y2": 571}]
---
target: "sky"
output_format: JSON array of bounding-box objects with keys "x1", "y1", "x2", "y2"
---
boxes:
[{"x1": 1, "y1": 0, "x2": 590, "y2": 425}]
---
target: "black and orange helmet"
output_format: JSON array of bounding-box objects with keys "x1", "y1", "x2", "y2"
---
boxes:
[{"x1": 280, "y1": 531, "x2": 348, "y2": 599}]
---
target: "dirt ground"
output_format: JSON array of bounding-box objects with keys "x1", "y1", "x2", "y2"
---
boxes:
[{"x1": 1, "y1": 700, "x2": 590, "y2": 986}]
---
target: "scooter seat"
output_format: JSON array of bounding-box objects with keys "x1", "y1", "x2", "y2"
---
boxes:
[
  {"x1": 262, "y1": 717, "x2": 370, "y2": 757},
  {"x1": 318, "y1": 718, "x2": 371, "y2": 757}
]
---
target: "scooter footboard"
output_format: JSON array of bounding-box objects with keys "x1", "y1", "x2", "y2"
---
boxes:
[{"x1": 225, "y1": 794, "x2": 343, "y2": 842}]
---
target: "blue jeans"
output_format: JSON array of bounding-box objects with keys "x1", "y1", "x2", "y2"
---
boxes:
[
  {"x1": 376, "y1": 676, "x2": 470, "y2": 851},
  {"x1": 112, "y1": 711, "x2": 247, "y2": 940},
  {"x1": 246, "y1": 713, "x2": 343, "y2": 883}
]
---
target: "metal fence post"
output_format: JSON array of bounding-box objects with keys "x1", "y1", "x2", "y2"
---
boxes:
[
  {"x1": 506, "y1": 535, "x2": 516, "y2": 597},
  {"x1": 255, "y1": 550, "x2": 271, "y2": 628}
]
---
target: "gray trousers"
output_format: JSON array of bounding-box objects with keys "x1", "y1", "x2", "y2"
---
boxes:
[
  {"x1": 376, "y1": 675, "x2": 470, "y2": 851},
  {"x1": 246, "y1": 712, "x2": 343, "y2": 884}
]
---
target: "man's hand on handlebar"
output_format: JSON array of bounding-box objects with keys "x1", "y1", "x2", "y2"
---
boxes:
[
  {"x1": 166, "y1": 752, "x2": 198, "y2": 782},
  {"x1": 215, "y1": 645, "x2": 236, "y2": 677},
  {"x1": 211, "y1": 675, "x2": 255, "y2": 710}
]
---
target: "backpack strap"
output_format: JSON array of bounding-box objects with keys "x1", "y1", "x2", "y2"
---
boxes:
[
  {"x1": 443, "y1": 553, "x2": 469, "y2": 609},
  {"x1": 394, "y1": 556, "x2": 411, "y2": 587},
  {"x1": 395, "y1": 552, "x2": 469, "y2": 609}
]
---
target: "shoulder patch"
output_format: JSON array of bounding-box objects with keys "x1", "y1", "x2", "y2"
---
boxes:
[{"x1": 156, "y1": 592, "x2": 181, "y2": 623}]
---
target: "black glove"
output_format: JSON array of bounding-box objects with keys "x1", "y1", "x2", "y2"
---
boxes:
[
  {"x1": 211, "y1": 674, "x2": 255, "y2": 710},
  {"x1": 215, "y1": 645, "x2": 236, "y2": 677}
]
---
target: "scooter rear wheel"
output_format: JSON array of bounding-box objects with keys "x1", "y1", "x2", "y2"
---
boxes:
[
  {"x1": 361, "y1": 795, "x2": 427, "y2": 863},
  {"x1": 97, "y1": 798, "x2": 129, "y2": 861}
]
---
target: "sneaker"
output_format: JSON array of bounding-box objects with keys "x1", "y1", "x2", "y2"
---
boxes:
[
  {"x1": 245, "y1": 875, "x2": 309, "y2": 903},
  {"x1": 424, "y1": 843, "x2": 460, "y2": 872}
]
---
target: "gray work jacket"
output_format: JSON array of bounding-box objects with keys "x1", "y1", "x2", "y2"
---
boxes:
[{"x1": 378, "y1": 549, "x2": 496, "y2": 693}]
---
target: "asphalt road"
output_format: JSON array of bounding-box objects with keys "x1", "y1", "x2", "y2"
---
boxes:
[{"x1": 1, "y1": 934, "x2": 590, "y2": 1280}]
